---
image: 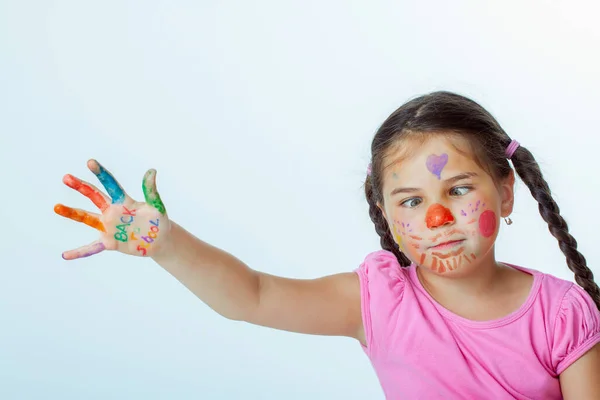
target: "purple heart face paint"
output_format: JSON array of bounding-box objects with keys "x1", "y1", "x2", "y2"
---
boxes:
[
  {"x1": 426, "y1": 153, "x2": 448, "y2": 180},
  {"x1": 379, "y1": 136, "x2": 510, "y2": 275}
]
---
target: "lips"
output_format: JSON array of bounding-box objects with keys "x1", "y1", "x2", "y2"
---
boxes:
[{"x1": 429, "y1": 239, "x2": 465, "y2": 250}]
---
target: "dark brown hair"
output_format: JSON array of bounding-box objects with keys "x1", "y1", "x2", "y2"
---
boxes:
[{"x1": 365, "y1": 90, "x2": 600, "y2": 310}]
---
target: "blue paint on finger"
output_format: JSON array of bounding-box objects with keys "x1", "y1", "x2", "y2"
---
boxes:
[{"x1": 94, "y1": 163, "x2": 126, "y2": 204}]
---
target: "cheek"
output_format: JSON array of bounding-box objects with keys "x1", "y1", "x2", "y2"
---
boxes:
[
  {"x1": 456, "y1": 200, "x2": 498, "y2": 237},
  {"x1": 455, "y1": 200, "x2": 500, "y2": 256},
  {"x1": 392, "y1": 217, "x2": 424, "y2": 248},
  {"x1": 478, "y1": 210, "x2": 497, "y2": 238}
]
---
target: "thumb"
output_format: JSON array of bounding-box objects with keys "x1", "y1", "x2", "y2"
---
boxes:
[{"x1": 142, "y1": 168, "x2": 167, "y2": 215}]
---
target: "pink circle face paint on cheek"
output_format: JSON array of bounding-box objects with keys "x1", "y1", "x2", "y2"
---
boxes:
[{"x1": 478, "y1": 210, "x2": 497, "y2": 238}]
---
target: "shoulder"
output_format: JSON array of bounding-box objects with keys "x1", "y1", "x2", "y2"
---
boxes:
[
  {"x1": 506, "y1": 263, "x2": 576, "y2": 310},
  {"x1": 535, "y1": 271, "x2": 600, "y2": 375},
  {"x1": 355, "y1": 249, "x2": 408, "y2": 284},
  {"x1": 514, "y1": 265, "x2": 598, "y2": 329},
  {"x1": 553, "y1": 283, "x2": 600, "y2": 340}
]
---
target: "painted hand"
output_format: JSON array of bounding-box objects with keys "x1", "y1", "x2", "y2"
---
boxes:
[{"x1": 54, "y1": 159, "x2": 171, "y2": 260}]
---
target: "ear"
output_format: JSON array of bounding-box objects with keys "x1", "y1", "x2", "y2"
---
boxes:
[{"x1": 499, "y1": 169, "x2": 515, "y2": 218}]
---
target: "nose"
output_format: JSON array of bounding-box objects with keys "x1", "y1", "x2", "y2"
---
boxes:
[{"x1": 425, "y1": 203, "x2": 455, "y2": 229}]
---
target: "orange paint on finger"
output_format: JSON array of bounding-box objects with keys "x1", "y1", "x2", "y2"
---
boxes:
[{"x1": 54, "y1": 204, "x2": 105, "y2": 232}]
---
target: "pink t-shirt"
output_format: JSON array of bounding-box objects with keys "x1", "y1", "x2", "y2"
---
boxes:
[{"x1": 355, "y1": 250, "x2": 600, "y2": 399}]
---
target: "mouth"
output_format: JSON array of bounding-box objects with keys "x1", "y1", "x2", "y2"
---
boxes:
[{"x1": 428, "y1": 239, "x2": 465, "y2": 251}]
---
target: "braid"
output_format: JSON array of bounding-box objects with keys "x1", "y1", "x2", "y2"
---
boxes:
[
  {"x1": 511, "y1": 145, "x2": 600, "y2": 310},
  {"x1": 365, "y1": 175, "x2": 411, "y2": 267}
]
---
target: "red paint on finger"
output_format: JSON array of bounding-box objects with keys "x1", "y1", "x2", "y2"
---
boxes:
[{"x1": 63, "y1": 174, "x2": 109, "y2": 211}]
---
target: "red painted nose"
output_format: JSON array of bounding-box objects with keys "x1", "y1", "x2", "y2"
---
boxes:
[{"x1": 425, "y1": 204, "x2": 455, "y2": 229}]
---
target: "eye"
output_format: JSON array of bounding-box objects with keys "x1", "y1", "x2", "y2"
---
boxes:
[
  {"x1": 450, "y1": 186, "x2": 472, "y2": 196},
  {"x1": 400, "y1": 197, "x2": 422, "y2": 208}
]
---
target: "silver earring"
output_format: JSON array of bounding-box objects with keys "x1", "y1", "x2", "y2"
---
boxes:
[{"x1": 504, "y1": 217, "x2": 513, "y2": 225}]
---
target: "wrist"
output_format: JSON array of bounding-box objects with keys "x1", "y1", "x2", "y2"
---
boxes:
[{"x1": 151, "y1": 219, "x2": 176, "y2": 260}]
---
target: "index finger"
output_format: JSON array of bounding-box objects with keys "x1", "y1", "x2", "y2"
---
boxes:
[{"x1": 87, "y1": 159, "x2": 127, "y2": 204}]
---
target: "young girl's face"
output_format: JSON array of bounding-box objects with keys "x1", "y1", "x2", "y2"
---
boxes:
[{"x1": 378, "y1": 135, "x2": 514, "y2": 275}]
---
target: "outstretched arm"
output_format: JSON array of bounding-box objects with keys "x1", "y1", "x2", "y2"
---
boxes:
[
  {"x1": 55, "y1": 160, "x2": 365, "y2": 342},
  {"x1": 153, "y1": 222, "x2": 363, "y2": 338}
]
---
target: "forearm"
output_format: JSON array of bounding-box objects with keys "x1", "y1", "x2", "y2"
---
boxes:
[{"x1": 151, "y1": 221, "x2": 261, "y2": 320}]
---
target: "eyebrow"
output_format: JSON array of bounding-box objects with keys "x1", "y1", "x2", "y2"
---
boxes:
[{"x1": 389, "y1": 172, "x2": 479, "y2": 196}]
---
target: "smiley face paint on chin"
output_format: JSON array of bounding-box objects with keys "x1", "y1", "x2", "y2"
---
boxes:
[{"x1": 418, "y1": 244, "x2": 477, "y2": 274}]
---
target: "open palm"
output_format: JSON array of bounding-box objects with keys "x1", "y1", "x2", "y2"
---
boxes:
[{"x1": 54, "y1": 159, "x2": 171, "y2": 260}]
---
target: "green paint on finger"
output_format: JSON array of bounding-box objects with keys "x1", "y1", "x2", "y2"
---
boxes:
[{"x1": 143, "y1": 169, "x2": 167, "y2": 215}]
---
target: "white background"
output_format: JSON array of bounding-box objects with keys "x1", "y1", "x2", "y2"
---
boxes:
[{"x1": 1, "y1": 1, "x2": 600, "y2": 399}]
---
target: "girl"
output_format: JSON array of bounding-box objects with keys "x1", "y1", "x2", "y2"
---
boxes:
[{"x1": 54, "y1": 91, "x2": 600, "y2": 399}]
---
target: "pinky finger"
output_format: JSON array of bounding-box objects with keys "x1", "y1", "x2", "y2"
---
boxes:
[{"x1": 62, "y1": 240, "x2": 106, "y2": 260}]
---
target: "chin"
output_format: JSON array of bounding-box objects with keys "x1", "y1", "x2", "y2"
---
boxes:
[{"x1": 409, "y1": 245, "x2": 486, "y2": 275}]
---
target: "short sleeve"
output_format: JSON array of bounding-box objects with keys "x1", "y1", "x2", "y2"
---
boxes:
[
  {"x1": 354, "y1": 250, "x2": 407, "y2": 356},
  {"x1": 551, "y1": 284, "x2": 600, "y2": 375}
]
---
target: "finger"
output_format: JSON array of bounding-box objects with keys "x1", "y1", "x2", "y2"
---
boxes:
[
  {"x1": 87, "y1": 159, "x2": 127, "y2": 205},
  {"x1": 61, "y1": 240, "x2": 106, "y2": 260},
  {"x1": 142, "y1": 169, "x2": 167, "y2": 215},
  {"x1": 62, "y1": 174, "x2": 110, "y2": 212},
  {"x1": 54, "y1": 204, "x2": 106, "y2": 232}
]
